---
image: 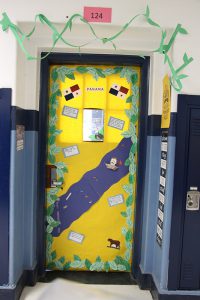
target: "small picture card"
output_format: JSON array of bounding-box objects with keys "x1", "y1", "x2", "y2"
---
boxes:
[
  {"x1": 160, "y1": 176, "x2": 166, "y2": 188},
  {"x1": 62, "y1": 145, "x2": 79, "y2": 158},
  {"x1": 161, "y1": 142, "x2": 168, "y2": 152},
  {"x1": 108, "y1": 194, "x2": 124, "y2": 207},
  {"x1": 157, "y1": 225, "x2": 163, "y2": 239},
  {"x1": 108, "y1": 117, "x2": 125, "y2": 131},
  {"x1": 62, "y1": 106, "x2": 79, "y2": 119},
  {"x1": 68, "y1": 231, "x2": 85, "y2": 244},
  {"x1": 159, "y1": 192, "x2": 165, "y2": 204},
  {"x1": 16, "y1": 125, "x2": 25, "y2": 151},
  {"x1": 158, "y1": 208, "x2": 164, "y2": 222},
  {"x1": 161, "y1": 159, "x2": 167, "y2": 170}
]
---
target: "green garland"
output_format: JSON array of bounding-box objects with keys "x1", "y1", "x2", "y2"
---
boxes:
[
  {"x1": 46, "y1": 65, "x2": 139, "y2": 272},
  {"x1": 0, "y1": 5, "x2": 193, "y2": 91}
]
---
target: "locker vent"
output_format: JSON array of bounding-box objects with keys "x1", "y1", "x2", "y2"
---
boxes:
[
  {"x1": 191, "y1": 118, "x2": 200, "y2": 136},
  {"x1": 182, "y1": 263, "x2": 193, "y2": 281}
]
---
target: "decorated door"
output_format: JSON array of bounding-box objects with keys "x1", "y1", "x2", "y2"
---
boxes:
[{"x1": 46, "y1": 64, "x2": 140, "y2": 272}]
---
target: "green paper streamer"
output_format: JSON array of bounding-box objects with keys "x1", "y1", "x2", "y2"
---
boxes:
[{"x1": 0, "y1": 5, "x2": 193, "y2": 91}]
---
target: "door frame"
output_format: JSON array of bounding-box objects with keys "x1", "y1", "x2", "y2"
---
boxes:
[
  {"x1": 37, "y1": 53, "x2": 150, "y2": 278},
  {"x1": 168, "y1": 94, "x2": 200, "y2": 290}
]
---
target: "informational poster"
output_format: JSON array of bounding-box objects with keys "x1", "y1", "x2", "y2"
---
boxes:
[
  {"x1": 16, "y1": 125, "x2": 25, "y2": 151},
  {"x1": 156, "y1": 131, "x2": 168, "y2": 247},
  {"x1": 83, "y1": 109, "x2": 104, "y2": 142},
  {"x1": 161, "y1": 75, "x2": 171, "y2": 129}
]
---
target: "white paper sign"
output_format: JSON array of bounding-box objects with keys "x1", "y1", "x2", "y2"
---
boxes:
[
  {"x1": 68, "y1": 231, "x2": 85, "y2": 244},
  {"x1": 62, "y1": 106, "x2": 79, "y2": 118},
  {"x1": 63, "y1": 145, "x2": 79, "y2": 158},
  {"x1": 108, "y1": 117, "x2": 125, "y2": 130},
  {"x1": 108, "y1": 194, "x2": 124, "y2": 207}
]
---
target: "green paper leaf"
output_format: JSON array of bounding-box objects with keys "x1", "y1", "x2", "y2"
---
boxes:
[
  {"x1": 114, "y1": 256, "x2": 124, "y2": 265},
  {"x1": 129, "y1": 162, "x2": 136, "y2": 175},
  {"x1": 48, "y1": 135, "x2": 56, "y2": 145},
  {"x1": 121, "y1": 211, "x2": 128, "y2": 218},
  {"x1": 125, "y1": 230, "x2": 132, "y2": 242},
  {"x1": 126, "y1": 95, "x2": 133, "y2": 103},
  {"x1": 117, "y1": 264, "x2": 127, "y2": 271},
  {"x1": 47, "y1": 205, "x2": 54, "y2": 216},
  {"x1": 113, "y1": 66, "x2": 123, "y2": 74},
  {"x1": 47, "y1": 262, "x2": 56, "y2": 269},
  {"x1": 59, "y1": 256, "x2": 65, "y2": 264},
  {"x1": 126, "y1": 195, "x2": 133, "y2": 207},
  {"x1": 122, "y1": 130, "x2": 132, "y2": 138},
  {"x1": 52, "y1": 68, "x2": 58, "y2": 81},
  {"x1": 51, "y1": 250, "x2": 57, "y2": 260},
  {"x1": 124, "y1": 158, "x2": 130, "y2": 166},
  {"x1": 96, "y1": 68, "x2": 106, "y2": 78},
  {"x1": 122, "y1": 227, "x2": 128, "y2": 235},
  {"x1": 47, "y1": 233, "x2": 53, "y2": 243},
  {"x1": 74, "y1": 255, "x2": 81, "y2": 261},
  {"x1": 129, "y1": 174, "x2": 134, "y2": 184},
  {"x1": 104, "y1": 261, "x2": 110, "y2": 272},
  {"x1": 66, "y1": 73, "x2": 75, "y2": 80},
  {"x1": 147, "y1": 17, "x2": 160, "y2": 28},
  {"x1": 76, "y1": 66, "x2": 88, "y2": 73},
  {"x1": 51, "y1": 82, "x2": 59, "y2": 93},
  {"x1": 48, "y1": 153, "x2": 55, "y2": 164},
  {"x1": 179, "y1": 26, "x2": 188, "y2": 35},
  {"x1": 123, "y1": 184, "x2": 133, "y2": 195},
  {"x1": 64, "y1": 262, "x2": 71, "y2": 270},
  {"x1": 131, "y1": 73, "x2": 138, "y2": 85},
  {"x1": 109, "y1": 261, "x2": 118, "y2": 270},
  {"x1": 51, "y1": 220, "x2": 60, "y2": 228},
  {"x1": 145, "y1": 5, "x2": 150, "y2": 17},
  {"x1": 85, "y1": 259, "x2": 92, "y2": 270},
  {"x1": 96, "y1": 256, "x2": 101, "y2": 262}
]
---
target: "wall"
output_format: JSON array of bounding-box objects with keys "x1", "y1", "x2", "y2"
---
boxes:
[{"x1": 0, "y1": 0, "x2": 200, "y2": 294}]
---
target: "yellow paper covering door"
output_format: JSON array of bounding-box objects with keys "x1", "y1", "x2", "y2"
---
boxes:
[{"x1": 46, "y1": 64, "x2": 140, "y2": 272}]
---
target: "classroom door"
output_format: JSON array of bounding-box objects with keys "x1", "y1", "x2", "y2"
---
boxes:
[
  {"x1": 180, "y1": 108, "x2": 200, "y2": 289},
  {"x1": 45, "y1": 64, "x2": 140, "y2": 272}
]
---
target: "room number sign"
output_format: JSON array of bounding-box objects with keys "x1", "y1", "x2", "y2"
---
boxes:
[{"x1": 84, "y1": 7, "x2": 112, "y2": 23}]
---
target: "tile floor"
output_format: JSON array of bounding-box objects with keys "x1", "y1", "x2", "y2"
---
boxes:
[{"x1": 20, "y1": 279, "x2": 152, "y2": 300}]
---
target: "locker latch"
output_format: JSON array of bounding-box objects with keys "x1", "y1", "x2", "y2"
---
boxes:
[{"x1": 186, "y1": 191, "x2": 200, "y2": 211}]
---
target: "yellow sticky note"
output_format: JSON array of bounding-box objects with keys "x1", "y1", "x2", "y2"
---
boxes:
[{"x1": 161, "y1": 75, "x2": 171, "y2": 129}]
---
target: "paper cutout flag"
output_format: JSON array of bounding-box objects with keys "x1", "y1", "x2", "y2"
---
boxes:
[
  {"x1": 109, "y1": 84, "x2": 129, "y2": 99},
  {"x1": 64, "y1": 84, "x2": 81, "y2": 101}
]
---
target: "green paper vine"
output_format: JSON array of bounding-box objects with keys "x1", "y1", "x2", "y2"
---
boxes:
[
  {"x1": 0, "y1": 5, "x2": 193, "y2": 92},
  {"x1": 46, "y1": 65, "x2": 138, "y2": 272}
]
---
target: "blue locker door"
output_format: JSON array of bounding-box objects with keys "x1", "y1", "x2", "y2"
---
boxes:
[{"x1": 180, "y1": 108, "x2": 200, "y2": 289}]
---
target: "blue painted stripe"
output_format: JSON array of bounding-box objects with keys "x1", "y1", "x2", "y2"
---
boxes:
[{"x1": 0, "y1": 88, "x2": 11, "y2": 285}]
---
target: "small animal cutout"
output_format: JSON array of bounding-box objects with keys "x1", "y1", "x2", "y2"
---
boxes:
[
  {"x1": 109, "y1": 84, "x2": 129, "y2": 99},
  {"x1": 63, "y1": 84, "x2": 81, "y2": 101},
  {"x1": 105, "y1": 157, "x2": 119, "y2": 171},
  {"x1": 107, "y1": 238, "x2": 120, "y2": 249}
]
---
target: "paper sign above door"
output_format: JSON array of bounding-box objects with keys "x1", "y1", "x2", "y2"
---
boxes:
[{"x1": 83, "y1": 7, "x2": 112, "y2": 23}]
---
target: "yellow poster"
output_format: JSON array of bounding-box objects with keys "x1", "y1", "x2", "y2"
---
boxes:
[{"x1": 161, "y1": 75, "x2": 171, "y2": 129}]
